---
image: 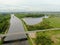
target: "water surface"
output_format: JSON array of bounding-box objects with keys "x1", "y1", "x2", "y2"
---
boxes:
[
  {"x1": 4, "y1": 14, "x2": 29, "y2": 45},
  {"x1": 23, "y1": 16, "x2": 48, "y2": 25}
]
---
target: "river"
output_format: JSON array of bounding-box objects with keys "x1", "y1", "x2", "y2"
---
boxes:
[
  {"x1": 3, "y1": 14, "x2": 48, "y2": 45},
  {"x1": 3, "y1": 14, "x2": 29, "y2": 45}
]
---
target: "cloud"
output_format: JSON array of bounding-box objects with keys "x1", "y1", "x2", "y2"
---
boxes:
[{"x1": 0, "y1": 0, "x2": 60, "y2": 12}]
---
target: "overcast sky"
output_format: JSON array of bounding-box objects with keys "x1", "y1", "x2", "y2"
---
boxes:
[{"x1": 0, "y1": 0, "x2": 60, "y2": 12}]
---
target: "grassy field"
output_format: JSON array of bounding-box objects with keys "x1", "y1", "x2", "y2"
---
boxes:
[
  {"x1": 26, "y1": 16, "x2": 60, "y2": 45},
  {"x1": 24, "y1": 16, "x2": 60, "y2": 31},
  {"x1": 44, "y1": 17, "x2": 60, "y2": 28},
  {"x1": 15, "y1": 14, "x2": 60, "y2": 45},
  {"x1": 31, "y1": 30, "x2": 60, "y2": 45},
  {"x1": 22, "y1": 15, "x2": 60, "y2": 45}
]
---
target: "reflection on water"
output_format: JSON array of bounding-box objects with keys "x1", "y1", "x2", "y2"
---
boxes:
[
  {"x1": 23, "y1": 16, "x2": 48, "y2": 25},
  {"x1": 4, "y1": 14, "x2": 29, "y2": 45},
  {"x1": 3, "y1": 14, "x2": 29, "y2": 45}
]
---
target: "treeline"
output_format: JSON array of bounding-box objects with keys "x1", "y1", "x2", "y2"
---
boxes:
[
  {"x1": 15, "y1": 13, "x2": 45, "y2": 18},
  {"x1": 0, "y1": 14, "x2": 11, "y2": 34}
]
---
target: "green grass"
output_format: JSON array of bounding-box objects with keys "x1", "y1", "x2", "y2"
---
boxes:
[
  {"x1": 0, "y1": 41, "x2": 2, "y2": 45},
  {"x1": 27, "y1": 35, "x2": 33, "y2": 45},
  {"x1": 21, "y1": 19, "x2": 28, "y2": 31},
  {"x1": 44, "y1": 17, "x2": 60, "y2": 28},
  {"x1": 0, "y1": 39, "x2": 3, "y2": 45},
  {"x1": 24, "y1": 16, "x2": 60, "y2": 31},
  {"x1": 0, "y1": 14, "x2": 10, "y2": 34},
  {"x1": 15, "y1": 14, "x2": 60, "y2": 45},
  {"x1": 34, "y1": 30, "x2": 60, "y2": 45},
  {"x1": 23, "y1": 16, "x2": 60, "y2": 45},
  {"x1": 0, "y1": 14, "x2": 11, "y2": 45}
]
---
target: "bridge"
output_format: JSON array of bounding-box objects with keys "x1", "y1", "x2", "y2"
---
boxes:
[
  {"x1": 0, "y1": 28, "x2": 60, "y2": 37},
  {"x1": 0, "y1": 28, "x2": 60, "y2": 44}
]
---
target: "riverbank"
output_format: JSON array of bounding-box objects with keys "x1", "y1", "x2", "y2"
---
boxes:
[
  {"x1": 0, "y1": 14, "x2": 11, "y2": 34},
  {"x1": 4, "y1": 14, "x2": 29, "y2": 45},
  {"x1": 0, "y1": 14, "x2": 11, "y2": 45},
  {"x1": 15, "y1": 13, "x2": 60, "y2": 45}
]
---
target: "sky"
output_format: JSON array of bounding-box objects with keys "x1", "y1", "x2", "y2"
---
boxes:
[{"x1": 0, "y1": 0, "x2": 60, "y2": 12}]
